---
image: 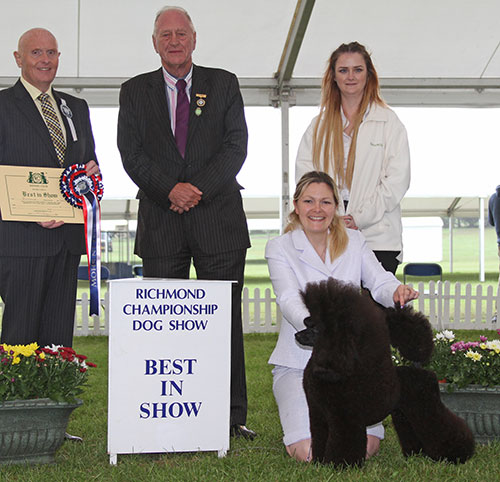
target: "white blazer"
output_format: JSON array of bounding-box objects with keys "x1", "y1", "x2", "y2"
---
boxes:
[
  {"x1": 295, "y1": 103, "x2": 410, "y2": 253},
  {"x1": 266, "y1": 228, "x2": 400, "y2": 370}
]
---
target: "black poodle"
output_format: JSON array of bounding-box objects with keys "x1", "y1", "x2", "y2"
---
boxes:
[{"x1": 295, "y1": 278, "x2": 475, "y2": 467}]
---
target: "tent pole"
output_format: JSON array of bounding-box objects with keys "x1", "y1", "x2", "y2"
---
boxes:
[
  {"x1": 480, "y1": 197, "x2": 485, "y2": 282},
  {"x1": 280, "y1": 97, "x2": 290, "y2": 232},
  {"x1": 449, "y1": 216, "x2": 453, "y2": 273}
]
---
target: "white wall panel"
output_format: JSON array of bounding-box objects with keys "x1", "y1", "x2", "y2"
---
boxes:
[
  {"x1": 78, "y1": 0, "x2": 295, "y2": 77},
  {"x1": 0, "y1": 0, "x2": 79, "y2": 77}
]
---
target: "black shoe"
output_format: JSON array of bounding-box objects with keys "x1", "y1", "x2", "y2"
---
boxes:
[{"x1": 230, "y1": 424, "x2": 257, "y2": 440}]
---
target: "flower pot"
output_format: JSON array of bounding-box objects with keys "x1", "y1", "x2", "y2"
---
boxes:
[
  {"x1": 439, "y1": 384, "x2": 500, "y2": 444},
  {"x1": 0, "y1": 398, "x2": 82, "y2": 465}
]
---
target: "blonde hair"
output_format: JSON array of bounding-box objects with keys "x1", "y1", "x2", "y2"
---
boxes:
[
  {"x1": 285, "y1": 171, "x2": 348, "y2": 262},
  {"x1": 312, "y1": 42, "x2": 385, "y2": 189}
]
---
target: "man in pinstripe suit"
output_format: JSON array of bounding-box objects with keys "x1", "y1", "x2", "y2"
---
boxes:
[
  {"x1": 118, "y1": 7, "x2": 255, "y2": 439},
  {"x1": 0, "y1": 28, "x2": 99, "y2": 348}
]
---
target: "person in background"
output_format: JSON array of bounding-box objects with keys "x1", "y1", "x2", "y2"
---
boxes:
[
  {"x1": 295, "y1": 42, "x2": 410, "y2": 274},
  {"x1": 0, "y1": 28, "x2": 99, "y2": 347},
  {"x1": 488, "y1": 185, "x2": 500, "y2": 323},
  {"x1": 117, "y1": 6, "x2": 255, "y2": 439},
  {"x1": 266, "y1": 171, "x2": 418, "y2": 462}
]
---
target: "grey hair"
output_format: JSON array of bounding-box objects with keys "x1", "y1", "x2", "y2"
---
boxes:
[{"x1": 153, "y1": 6, "x2": 196, "y2": 35}]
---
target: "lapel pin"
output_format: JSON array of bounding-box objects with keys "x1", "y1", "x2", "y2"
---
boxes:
[{"x1": 195, "y1": 107, "x2": 202, "y2": 116}]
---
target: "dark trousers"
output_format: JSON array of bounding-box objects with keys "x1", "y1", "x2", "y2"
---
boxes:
[
  {"x1": 0, "y1": 246, "x2": 80, "y2": 347},
  {"x1": 143, "y1": 248, "x2": 248, "y2": 426},
  {"x1": 373, "y1": 250, "x2": 401, "y2": 275}
]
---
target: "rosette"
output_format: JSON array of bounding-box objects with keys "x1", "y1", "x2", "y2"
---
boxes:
[{"x1": 60, "y1": 164, "x2": 104, "y2": 316}]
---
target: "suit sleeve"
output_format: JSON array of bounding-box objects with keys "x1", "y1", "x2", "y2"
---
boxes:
[
  {"x1": 189, "y1": 74, "x2": 248, "y2": 202},
  {"x1": 265, "y1": 237, "x2": 310, "y2": 331},
  {"x1": 117, "y1": 82, "x2": 178, "y2": 211},
  {"x1": 80, "y1": 99, "x2": 98, "y2": 165}
]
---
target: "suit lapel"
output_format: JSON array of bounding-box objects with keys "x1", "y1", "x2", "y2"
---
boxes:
[
  {"x1": 53, "y1": 91, "x2": 75, "y2": 167},
  {"x1": 147, "y1": 68, "x2": 177, "y2": 148},
  {"x1": 187, "y1": 65, "x2": 209, "y2": 150},
  {"x1": 292, "y1": 229, "x2": 333, "y2": 278},
  {"x1": 13, "y1": 81, "x2": 60, "y2": 166}
]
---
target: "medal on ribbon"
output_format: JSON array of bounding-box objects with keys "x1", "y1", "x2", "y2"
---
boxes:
[{"x1": 60, "y1": 164, "x2": 104, "y2": 316}]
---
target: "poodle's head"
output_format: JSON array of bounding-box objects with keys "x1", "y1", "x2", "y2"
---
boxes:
[
  {"x1": 294, "y1": 316, "x2": 318, "y2": 347},
  {"x1": 294, "y1": 278, "x2": 381, "y2": 381},
  {"x1": 296, "y1": 278, "x2": 367, "y2": 346}
]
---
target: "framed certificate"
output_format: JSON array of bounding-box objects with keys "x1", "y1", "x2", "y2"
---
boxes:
[{"x1": 0, "y1": 165, "x2": 83, "y2": 223}]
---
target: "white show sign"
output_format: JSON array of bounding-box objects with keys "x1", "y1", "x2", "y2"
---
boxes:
[{"x1": 107, "y1": 278, "x2": 232, "y2": 464}]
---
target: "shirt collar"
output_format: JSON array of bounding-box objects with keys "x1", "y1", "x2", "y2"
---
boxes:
[
  {"x1": 162, "y1": 65, "x2": 193, "y2": 91},
  {"x1": 20, "y1": 76, "x2": 56, "y2": 103}
]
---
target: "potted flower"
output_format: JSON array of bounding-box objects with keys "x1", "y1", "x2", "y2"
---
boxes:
[
  {"x1": 395, "y1": 329, "x2": 500, "y2": 444},
  {"x1": 0, "y1": 342, "x2": 96, "y2": 465},
  {"x1": 430, "y1": 329, "x2": 500, "y2": 389}
]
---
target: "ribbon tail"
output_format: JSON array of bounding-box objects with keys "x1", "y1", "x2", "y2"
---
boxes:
[{"x1": 83, "y1": 191, "x2": 101, "y2": 316}]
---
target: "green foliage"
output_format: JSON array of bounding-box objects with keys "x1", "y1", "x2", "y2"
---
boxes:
[{"x1": 0, "y1": 343, "x2": 96, "y2": 403}]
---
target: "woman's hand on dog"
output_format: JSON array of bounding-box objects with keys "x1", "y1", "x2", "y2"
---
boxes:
[{"x1": 393, "y1": 284, "x2": 419, "y2": 307}]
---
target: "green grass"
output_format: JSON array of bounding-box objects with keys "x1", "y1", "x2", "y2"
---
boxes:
[{"x1": 1, "y1": 332, "x2": 499, "y2": 481}]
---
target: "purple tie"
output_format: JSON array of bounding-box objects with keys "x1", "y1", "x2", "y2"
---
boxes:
[{"x1": 175, "y1": 79, "x2": 189, "y2": 157}]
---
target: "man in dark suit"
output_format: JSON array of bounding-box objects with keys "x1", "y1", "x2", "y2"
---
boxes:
[
  {"x1": 0, "y1": 28, "x2": 99, "y2": 347},
  {"x1": 118, "y1": 6, "x2": 255, "y2": 439}
]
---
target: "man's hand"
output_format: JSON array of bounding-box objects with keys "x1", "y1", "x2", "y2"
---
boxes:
[
  {"x1": 37, "y1": 220, "x2": 64, "y2": 229},
  {"x1": 168, "y1": 183, "x2": 202, "y2": 211},
  {"x1": 85, "y1": 160, "x2": 100, "y2": 176},
  {"x1": 170, "y1": 203, "x2": 185, "y2": 214}
]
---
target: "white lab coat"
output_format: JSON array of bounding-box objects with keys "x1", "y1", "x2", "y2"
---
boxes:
[{"x1": 295, "y1": 103, "x2": 410, "y2": 252}]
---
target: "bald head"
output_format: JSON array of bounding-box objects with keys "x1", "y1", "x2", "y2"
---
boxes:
[
  {"x1": 14, "y1": 28, "x2": 60, "y2": 92},
  {"x1": 17, "y1": 28, "x2": 58, "y2": 53}
]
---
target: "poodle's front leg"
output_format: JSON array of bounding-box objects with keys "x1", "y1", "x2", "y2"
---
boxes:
[
  {"x1": 321, "y1": 417, "x2": 366, "y2": 467},
  {"x1": 307, "y1": 398, "x2": 328, "y2": 462}
]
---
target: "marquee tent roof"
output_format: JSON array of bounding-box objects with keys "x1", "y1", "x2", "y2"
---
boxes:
[{"x1": 1, "y1": 0, "x2": 500, "y2": 107}]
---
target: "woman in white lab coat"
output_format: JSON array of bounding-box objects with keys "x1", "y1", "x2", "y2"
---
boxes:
[
  {"x1": 266, "y1": 171, "x2": 418, "y2": 462},
  {"x1": 295, "y1": 42, "x2": 410, "y2": 274}
]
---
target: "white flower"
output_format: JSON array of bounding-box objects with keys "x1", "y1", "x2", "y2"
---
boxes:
[
  {"x1": 435, "y1": 330, "x2": 455, "y2": 342},
  {"x1": 485, "y1": 340, "x2": 500, "y2": 352},
  {"x1": 44, "y1": 344, "x2": 63, "y2": 351}
]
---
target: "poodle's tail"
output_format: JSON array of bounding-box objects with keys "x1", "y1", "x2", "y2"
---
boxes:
[{"x1": 386, "y1": 305, "x2": 434, "y2": 364}]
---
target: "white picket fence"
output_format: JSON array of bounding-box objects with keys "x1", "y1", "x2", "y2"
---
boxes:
[{"x1": 1, "y1": 281, "x2": 498, "y2": 337}]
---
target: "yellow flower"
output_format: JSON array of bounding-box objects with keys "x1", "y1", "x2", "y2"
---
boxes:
[
  {"x1": 39, "y1": 352, "x2": 46, "y2": 360},
  {"x1": 12, "y1": 356, "x2": 21, "y2": 364},
  {"x1": 465, "y1": 350, "x2": 482, "y2": 362}
]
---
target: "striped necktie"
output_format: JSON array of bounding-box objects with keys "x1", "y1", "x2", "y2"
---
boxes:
[{"x1": 38, "y1": 93, "x2": 66, "y2": 166}]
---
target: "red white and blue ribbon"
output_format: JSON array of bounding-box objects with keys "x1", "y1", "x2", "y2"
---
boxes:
[{"x1": 60, "y1": 164, "x2": 104, "y2": 316}]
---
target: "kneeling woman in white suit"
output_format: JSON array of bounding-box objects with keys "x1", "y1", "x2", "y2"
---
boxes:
[{"x1": 265, "y1": 171, "x2": 418, "y2": 462}]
